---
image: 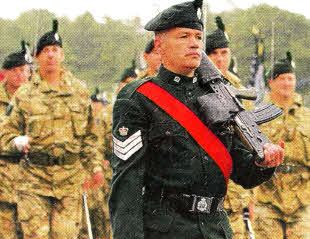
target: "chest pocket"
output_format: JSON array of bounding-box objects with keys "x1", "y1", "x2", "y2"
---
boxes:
[
  {"x1": 67, "y1": 102, "x2": 88, "y2": 136},
  {"x1": 26, "y1": 102, "x2": 53, "y2": 139},
  {"x1": 148, "y1": 121, "x2": 188, "y2": 151}
]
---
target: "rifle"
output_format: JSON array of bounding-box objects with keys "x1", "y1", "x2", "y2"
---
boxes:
[
  {"x1": 83, "y1": 192, "x2": 94, "y2": 239},
  {"x1": 243, "y1": 207, "x2": 256, "y2": 239},
  {"x1": 197, "y1": 52, "x2": 282, "y2": 163}
]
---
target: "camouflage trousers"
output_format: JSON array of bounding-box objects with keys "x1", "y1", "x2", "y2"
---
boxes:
[
  {"x1": 254, "y1": 204, "x2": 310, "y2": 239},
  {"x1": 227, "y1": 211, "x2": 248, "y2": 239},
  {"x1": 0, "y1": 201, "x2": 20, "y2": 239},
  {"x1": 18, "y1": 191, "x2": 83, "y2": 239},
  {"x1": 79, "y1": 188, "x2": 112, "y2": 239}
]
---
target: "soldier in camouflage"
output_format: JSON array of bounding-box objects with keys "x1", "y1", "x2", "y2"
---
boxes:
[
  {"x1": 116, "y1": 60, "x2": 138, "y2": 94},
  {"x1": 137, "y1": 39, "x2": 161, "y2": 79},
  {"x1": 79, "y1": 88, "x2": 112, "y2": 239},
  {"x1": 0, "y1": 40, "x2": 31, "y2": 239},
  {"x1": 205, "y1": 16, "x2": 254, "y2": 239},
  {"x1": 254, "y1": 52, "x2": 310, "y2": 239},
  {"x1": 0, "y1": 20, "x2": 104, "y2": 239}
]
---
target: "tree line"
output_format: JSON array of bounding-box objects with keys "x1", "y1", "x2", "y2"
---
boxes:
[{"x1": 0, "y1": 4, "x2": 309, "y2": 103}]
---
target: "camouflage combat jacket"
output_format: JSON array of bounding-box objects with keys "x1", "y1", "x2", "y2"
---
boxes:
[
  {"x1": 0, "y1": 80, "x2": 19, "y2": 203},
  {"x1": 0, "y1": 80, "x2": 12, "y2": 124},
  {"x1": 224, "y1": 71, "x2": 253, "y2": 213},
  {"x1": 109, "y1": 66, "x2": 276, "y2": 239},
  {"x1": 0, "y1": 68, "x2": 103, "y2": 197},
  {"x1": 256, "y1": 93, "x2": 310, "y2": 216}
]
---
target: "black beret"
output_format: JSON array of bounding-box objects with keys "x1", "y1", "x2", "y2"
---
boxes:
[
  {"x1": 90, "y1": 87, "x2": 109, "y2": 105},
  {"x1": 266, "y1": 51, "x2": 295, "y2": 80},
  {"x1": 119, "y1": 60, "x2": 137, "y2": 82},
  {"x1": 144, "y1": 39, "x2": 155, "y2": 54},
  {"x1": 2, "y1": 40, "x2": 32, "y2": 70},
  {"x1": 145, "y1": 0, "x2": 203, "y2": 32},
  {"x1": 205, "y1": 16, "x2": 230, "y2": 54},
  {"x1": 35, "y1": 19, "x2": 62, "y2": 56}
]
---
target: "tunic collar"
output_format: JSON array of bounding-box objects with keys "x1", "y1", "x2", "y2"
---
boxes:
[{"x1": 157, "y1": 65, "x2": 198, "y2": 87}]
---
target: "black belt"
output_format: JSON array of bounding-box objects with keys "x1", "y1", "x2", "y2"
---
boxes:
[
  {"x1": 145, "y1": 188, "x2": 224, "y2": 214},
  {"x1": 27, "y1": 152, "x2": 79, "y2": 166}
]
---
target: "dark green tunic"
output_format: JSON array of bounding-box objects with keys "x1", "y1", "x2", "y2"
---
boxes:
[{"x1": 109, "y1": 66, "x2": 275, "y2": 239}]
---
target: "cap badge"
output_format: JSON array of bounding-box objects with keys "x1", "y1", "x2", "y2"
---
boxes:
[
  {"x1": 54, "y1": 33, "x2": 59, "y2": 41},
  {"x1": 197, "y1": 8, "x2": 202, "y2": 20}
]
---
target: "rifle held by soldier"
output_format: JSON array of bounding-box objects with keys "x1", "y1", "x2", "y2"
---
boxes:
[{"x1": 197, "y1": 51, "x2": 282, "y2": 163}]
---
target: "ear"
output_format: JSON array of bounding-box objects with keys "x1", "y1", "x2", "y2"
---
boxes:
[
  {"x1": 267, "y1": 79, "x2": 272, "y2": 87},
  {"x1": 143, "y1": 52, "x2": 148, "y2": 61},
  {"x1": 154, "y1": 38, "x2": 163, "y2": 55},
  {"x1": 60, "y1": 48, "x2": 65, "y2": 62}
]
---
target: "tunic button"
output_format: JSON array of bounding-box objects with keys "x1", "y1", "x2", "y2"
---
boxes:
[{"x1": 188, "y1": 92, "x2": 192, "y2": 96}]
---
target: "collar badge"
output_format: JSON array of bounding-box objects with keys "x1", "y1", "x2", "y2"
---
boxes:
[{"x1": 174, "y1": 76, "x2": 181, "y2": 83}]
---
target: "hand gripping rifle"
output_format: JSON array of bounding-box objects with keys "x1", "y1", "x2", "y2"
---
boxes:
[{"x1": 196, "y1": 52, "x2": 282, "y2": 163}]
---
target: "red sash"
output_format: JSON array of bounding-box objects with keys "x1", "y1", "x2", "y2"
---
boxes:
[{"x1": 137, "y1": 81, "x2": 232, "y2": 184}]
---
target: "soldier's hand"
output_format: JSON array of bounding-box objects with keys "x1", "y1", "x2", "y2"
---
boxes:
[
  {"x1": 255, "y1": 141, "x2": 284, "y2": 168},
  {"x1": 91, "y1": 171, "x2": 104, "y2": 189},
  {"x1": 83, "y1": 171, "x2": 104, "y2": 192},
  {"x1": 13, "y1": 136, "x2": 32, "y2": 154}
]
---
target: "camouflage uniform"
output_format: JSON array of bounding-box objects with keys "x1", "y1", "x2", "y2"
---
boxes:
[
  {"x1": 0, "y1": 68, "x2": 103, "y2": 239},
  {"x1": 80, "y1": 105, "x2": 113, "y2": 239},
  {"x1": 254, "y1": 93, "x2": 310, "y2": 239},
  {"x1": 0, "y1": 80, "x2": 20, "y2": 239},
  {"x1": 224, "y1": 71, "x2": 253, "y2": 239}
]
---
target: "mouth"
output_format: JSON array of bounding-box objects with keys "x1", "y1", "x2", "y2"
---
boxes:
[{"x1": 186, "y1": 52, "x2": 201, "y2": 58}]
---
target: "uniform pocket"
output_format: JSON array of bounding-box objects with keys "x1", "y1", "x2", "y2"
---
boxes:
[
  {"x1": 67, "y1": 103, "x2": 88, "y2": 136},
  {"x1": 299, "y1": 128, "x2": 310, "y2": 162},
  {"x1": 27, "y1": 114, "x2": 53, "y2": 139}
]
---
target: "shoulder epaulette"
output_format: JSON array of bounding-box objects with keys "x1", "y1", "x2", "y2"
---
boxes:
[{"x1": 117, "y1": 77, "x2": 154, "y2": 99}]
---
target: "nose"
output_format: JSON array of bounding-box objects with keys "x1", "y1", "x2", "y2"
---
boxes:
[
  {"x1": 47, "y1": 50, "x2": 54, "y2": 58},
  {"x1": 189, "y1": 36, "x2": 200, "y2": 48}
]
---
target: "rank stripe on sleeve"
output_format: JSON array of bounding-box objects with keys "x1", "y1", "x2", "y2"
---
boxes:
[
  {"x1": 137, "y1": 82, "x2": 232, "y2": 184},
  {"x1": 113, "y1": 130, "x2": 143, "y2": 161}
]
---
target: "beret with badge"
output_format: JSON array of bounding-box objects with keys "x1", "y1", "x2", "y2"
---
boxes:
[
  {"x1": 2, "y1": 40, "x2": 32, "y2": 70},
  {"x1": 144, "y1": 0, "x2": 204, "y2": 32},
  {"x1": 35, "y1": 19, "x2": 62, "y2": 56},
  {"x1": 266, "y1": 51, "x2": 295, "y2": 80},
  {"x1": 205, "y1": 16, "x2": 230, "y2": 54}
]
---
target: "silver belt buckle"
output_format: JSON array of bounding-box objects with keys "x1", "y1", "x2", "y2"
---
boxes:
[{"x1": 197, "y1": 196, "x2": 212, "y2": 213}]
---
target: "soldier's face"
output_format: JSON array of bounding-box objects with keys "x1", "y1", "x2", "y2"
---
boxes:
[
  {"x1": 35, "y1": 45, "x2": 64, "y2": 73},
  {"x1": 143, "y1": 48, "x2": 161, "y2": 74},
  {"x1": 207, "y1": 47, "x2": 231, "y2": 74},
  {"x1": 268, "y1": 73, "x2": 296, "y2": 98},
  {"x1": 5, "y1": 65, "x2": 29, "y2": 89},
  {"x1": 155, "y1": 27, "x2": 203, "y2": 76}
]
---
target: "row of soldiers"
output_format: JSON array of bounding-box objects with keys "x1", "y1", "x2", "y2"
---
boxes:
[{"x1": 0, "y1": 11, "x2": 309, "y2": 239}]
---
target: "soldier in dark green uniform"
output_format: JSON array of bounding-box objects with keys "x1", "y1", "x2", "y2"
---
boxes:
[{"x1": 109, "y1": 1, "x2": 284, "y2": 239}]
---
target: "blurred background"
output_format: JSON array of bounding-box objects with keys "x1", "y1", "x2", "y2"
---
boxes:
[{"x1": 0, "y1": 0, "x2": 309, "y2": 104}]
